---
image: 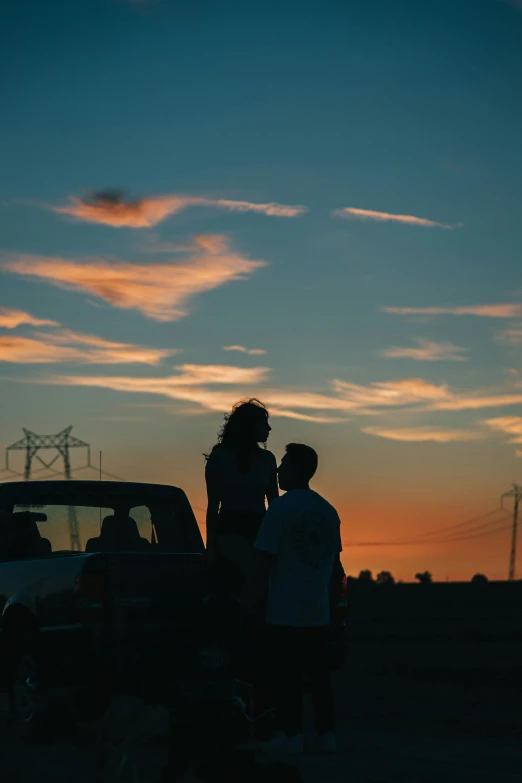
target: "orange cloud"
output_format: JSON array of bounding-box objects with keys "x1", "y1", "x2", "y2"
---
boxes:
[
  {"x1": 0, "y1": 308, "x2": 58, "y2": 329},
  {"x1": 332, "y1": 378, "x2": 450, "y2": 409},
  {"x1": 433, "y1": 394, "x2": 522, "y2": 411},
  {"x1": 52, "y1": 193, "x2": 196, "y2": 227},
  {"x1": 383, "y1": 304, "x2": 522, "y2": 318},
  {"x1": 223, "y1": 345, "x2": 267, "y2": 355},
  {"x1": 333, "y1": 207, "x2": 462, "y2": 230},
  {"x1": 362, "y1": 426, "x2": 483, "y2": 443},
  {"x1": 0, "y1": 330, "x2": 174, "y2": 365},
  {"x1": 24, "y1": 364, "x2": 522, "y2": 424},
  {"x1": 39, "y1": 370, "x2": 357, "y2": 422},
  {"x1": 262, "y1": 409, "x2": 347, "y2": 423},
  {"x1": 47, "y1": 372, "x2": 522, "y2": 418},
  {"x1": 383, "y1": 339, "x2": 468, "y2": 362},
  {"x1": 332, "y1": 377, "x2": 522, "y2": 415},
  {"x1": 4, "y1": 236, "x2": 266, "y2": 322},
  {"x1": 51, "y1": 190, "x2": 306, "y2": 228},
  {"x1": 171, "y1": 364, "x2": 271, "y2": 385},
  {"x1": 50, "y1": 365, "x2": 269, "y2": 390},
  {"x1": 257, "y1": 389, "x2": 357, "y2": 414},
  {"x1": 483, "y1": 417, "x2": 522, "y2": 443}
]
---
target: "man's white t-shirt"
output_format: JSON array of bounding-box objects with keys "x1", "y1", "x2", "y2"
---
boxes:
[{"x1": 254, "y1": 489, "x2": 342, "y2": 628}]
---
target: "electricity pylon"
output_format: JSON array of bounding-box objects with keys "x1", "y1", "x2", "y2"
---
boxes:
[
  {"x1": 502, "y1": 484, "x2": 522, "y2": 581},
  {"x1": 4, "y1": 426, "x2": 91, "y2": 551}
]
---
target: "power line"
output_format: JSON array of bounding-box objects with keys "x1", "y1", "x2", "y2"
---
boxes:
[
  {"x1": 393, "y1": 508, "x2": 507, "y2": 543},
  {"x1": 74, "y1": 463, "x2": 127, "y2": 482},
  {"x1": 431, "y1": 519, "x2": 513, "y2": 544},
  {"x1": 427, "y1": 512, "x2": 511, "y2": 542},
  {"x1": 2, "y1": 452, "x2": 125, "y2": 484},
  {"x1": 345, "y1": 509, "x2": 512, "y2": 548}
]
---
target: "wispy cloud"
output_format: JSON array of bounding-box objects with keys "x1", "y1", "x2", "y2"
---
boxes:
[
  {"x1": 333, "y1": 377, "x2": 450, "y2": 409},
  {"x1": 497, "y1": 326, "x2": 522, "y2": 344},
  {"x1": 483, "y1": 417, "x2": 522, "y2": 444},
  {"x1": 333, "y1": 377, "x2": 522, "y2": 414},
  {"x1": 50, "y1": 190, "x2": 307, "y2": 228},
  {"x1": 333, "y1": 207, "x2": 462, "y2": 230},
  {"x1": 19, "y1": 364, "x2": 522, "y2": 424},
  {"x1": 261, "y1": 410, "x2": 347, "y2": 424},
  {"x1": 33, "y1": 372, "x2": 458, "y2": 422},
  {"x1": 383, "y1": 304, "x2": 522, "y2": 319},
  {"x1": 0, "y1": 308, "x2": 58, "y2": 329},
  {"x1": 383, "y1": 339, "x2": 468, "y2": 362},
  {"x1": 0, "y1": 330, "x2": 175, "y2": 365},
  {"x1": 36, "y1": 368, "x2": 357, "y2": 422},
  {"x1": 214, "y1": 200, "x2": 306, "y2": 217},
  {"x1": 223, "y1": 345, "x2": 266, "y2": 356},
  {"x1": 432, "y1": 394, "x2": 522, "y2": 412},
  {"x1": 57, "y1": 364, "x2": 269, "y2": 389},
  {"x1": 169, "y1": 364, "x2": 271, "y2": 385},
  {"x1": 4, "y1": 235, "x2": 266, "y2": 322},
  {"x1": 362, "y1": 426, "x2": 483, "y2": 443}
]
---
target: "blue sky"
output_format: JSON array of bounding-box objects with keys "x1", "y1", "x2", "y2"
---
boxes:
[{"x1": 1, "y1": 0, "x2": 522, "y2": 578}]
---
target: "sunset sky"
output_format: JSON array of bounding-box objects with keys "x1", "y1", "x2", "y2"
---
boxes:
[{"x1": 1, "y1": 0, "x2": 522, "y2": 581}]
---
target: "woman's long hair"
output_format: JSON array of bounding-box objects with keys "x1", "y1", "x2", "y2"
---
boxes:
[{"x1": 205, "y1": 398, "x2": 269, "y2": 471}]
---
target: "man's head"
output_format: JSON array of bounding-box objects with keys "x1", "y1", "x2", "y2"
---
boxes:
[{"x1": 277, "y1": 443, "x2": 318, "y2": 491}]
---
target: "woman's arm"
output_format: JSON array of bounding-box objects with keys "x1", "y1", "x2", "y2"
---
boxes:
[
  {"x1": 266, "y1": 453, "x2": 279, "y2": 505},
  {"x1": 205, "y1": 457, "x2": 221, "y2": 551}
]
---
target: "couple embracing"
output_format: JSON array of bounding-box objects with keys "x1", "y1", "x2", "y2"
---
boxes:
[{"x1": 204, "y1": 399, "x2": 343, "y2": 754}]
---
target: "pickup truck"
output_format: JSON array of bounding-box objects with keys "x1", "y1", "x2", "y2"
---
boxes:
[
  {"x1": 0, "y1": 479, "x2": 243, "y2": 739},
  {"x1": 0, "y1": 478, "x2": 347, "y2": 747}
]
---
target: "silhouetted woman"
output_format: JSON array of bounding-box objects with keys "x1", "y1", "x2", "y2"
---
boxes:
[{"x1": 205, "y1": 399, "x2": 278, "y2": 590}]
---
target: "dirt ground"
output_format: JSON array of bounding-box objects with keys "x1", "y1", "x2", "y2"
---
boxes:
[
  {"x1": 1, "y1": 641, "x2": 521, "y2": 783},
  {"x1": 0, "y1": 720, "x2": 519, "y2": 783}
]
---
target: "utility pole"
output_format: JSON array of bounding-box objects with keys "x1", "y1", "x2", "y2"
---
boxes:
[
  {"x1": 4, "y1": 426, "x2": 91, "y2": 552},
  {"x1": 502, "y1": 484, "x2": 522, "y2": 581}
]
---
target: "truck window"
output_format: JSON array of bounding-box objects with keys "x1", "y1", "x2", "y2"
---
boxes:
[{"x1": 12, "y1": 504, "x2": 112, "y2": 554}]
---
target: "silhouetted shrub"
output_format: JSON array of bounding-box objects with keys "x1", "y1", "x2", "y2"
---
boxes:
[
  {"x1": 471, "y1": 573, "x2": 489, "y2": 585},
  {"x1": 376, "y1": 570, "x2": 395, "y2": 586},
  {"x1": 415, "y1": 570, "x2": 433, "y2": 585}
]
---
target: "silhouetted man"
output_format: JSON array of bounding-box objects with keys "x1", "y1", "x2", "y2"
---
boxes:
[{"x1": 253, "y1": 443, "x2": 342, "y2": 754}]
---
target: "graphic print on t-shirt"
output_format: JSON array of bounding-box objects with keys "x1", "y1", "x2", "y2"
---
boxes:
[{"x1": 291, "y1": 509, "x2": 336, "y2": 570}]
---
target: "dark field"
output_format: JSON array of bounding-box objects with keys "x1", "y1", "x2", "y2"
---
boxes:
[{"x1": 1, "y1": 582, "x2": 521, "y2": 782}]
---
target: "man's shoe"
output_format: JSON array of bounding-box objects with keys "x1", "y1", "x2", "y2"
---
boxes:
[{"x1": 263, "y1": 731, "x2": 304, "y2": 754}]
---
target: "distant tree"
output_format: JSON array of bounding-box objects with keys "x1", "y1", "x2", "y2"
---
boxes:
[
  {"x1": 471, "y1": 573, "x2": 489, "y2": 584},
  {"x1": 415, "y1": 570, "x2": 433, "y2": 585},
  {"x1": 376, "y1": 570, "x2": 395, "y2": 586},
  {"x1": 358, "y1": 569, "x2": 374, "y2": 582}
]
